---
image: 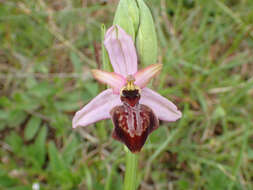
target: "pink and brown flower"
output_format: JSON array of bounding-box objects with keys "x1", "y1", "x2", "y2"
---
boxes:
[{"x1": 72, "y1": 25, "x2": 181, "y2": 152}]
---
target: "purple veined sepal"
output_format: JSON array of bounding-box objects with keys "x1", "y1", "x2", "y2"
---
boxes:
[{"x1": 110, "y1": 104, "x2": 159, "y2": 153}]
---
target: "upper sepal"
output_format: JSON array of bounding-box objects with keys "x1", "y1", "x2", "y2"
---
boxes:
[{"x1": 104, "y1": 25, "x2": 138, "y2": 77}]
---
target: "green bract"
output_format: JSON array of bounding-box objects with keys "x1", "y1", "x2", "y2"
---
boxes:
[
  {"x1": 113, "y1": 0, "x2": 158, "y2": 66},
  {"x1": 136, "y1": 0, "x2": 158, "y2": 66},
  {"x1": 113, "y1": 0, "x2": 139, "y2": 40}
]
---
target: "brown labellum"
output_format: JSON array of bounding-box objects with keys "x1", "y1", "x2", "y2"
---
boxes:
[{"x1": 110, "y1": 89, "x2": 159, "y2": 153}]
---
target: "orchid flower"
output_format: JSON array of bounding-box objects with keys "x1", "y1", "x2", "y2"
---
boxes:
[{"x1": 72, "y1": 25, "x2": 182, "y2": 152}]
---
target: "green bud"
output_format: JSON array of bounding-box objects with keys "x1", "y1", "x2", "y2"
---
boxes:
[
  {"x1": 113, "y1": 0, "x2": 139, "y2": 40},
  {"x1": 136, "y1": 0, "x2": 158, "y2": 66},
  {"x1": 101, "y1": 24, "x2": 112, "y2": 72}
]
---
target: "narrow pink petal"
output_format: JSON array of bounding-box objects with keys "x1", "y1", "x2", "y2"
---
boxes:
[
  {"x1": 134, "y1": 64, "x2": 162, "y2": 88},
  {"x1": 92, "y1": 69, "x2": 126, "y2": 94},
  {"x1": 72, "y1": 89, "x2": 121, "y2": 128},
  {"x1": 140, "y1": 88, "x2": 182, "y2": 122},
  {"x1": 104, "y1": 25, "x2": 138, "y2": 77}
]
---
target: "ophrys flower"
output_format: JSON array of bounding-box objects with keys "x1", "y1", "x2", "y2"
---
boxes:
[{"x1": 72, "y1": 25, "x2": 181, "y2": 152}]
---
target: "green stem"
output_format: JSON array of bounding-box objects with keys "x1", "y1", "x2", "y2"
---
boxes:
[{"x1": 123, "y1": 148, "x2": 138, "y2": 190}]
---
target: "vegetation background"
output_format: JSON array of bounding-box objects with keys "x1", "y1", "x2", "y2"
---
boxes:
[{"x1": 0, "y1": 0, "x2": 253, "y2": 189}]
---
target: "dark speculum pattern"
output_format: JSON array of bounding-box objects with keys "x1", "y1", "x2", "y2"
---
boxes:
[
  {"x1": 122, "y1": 89, "x2": 139, "y2": 98},
  {"x1": 110, "y1": 104, "x2": 159, "y2": 153},
  {"x1": 121, "y1": 89, "x2": 140, "y2": 107}
]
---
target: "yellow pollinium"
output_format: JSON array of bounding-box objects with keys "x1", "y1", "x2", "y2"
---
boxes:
[
  {"x1": 120, "y1": 75, "x2": 140, "y2": 96},
  {"x1": 126, "y1": 76, "x2": 135, "y2": 91}
]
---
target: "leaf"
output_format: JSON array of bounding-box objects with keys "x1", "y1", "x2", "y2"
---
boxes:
[
  {"x1": 7, "y1": 110, "x2": 27, "y2": 128},
  {"x1": 51, "y1": 113, "x2": 70, "y2": 134},
  {"x1": 0, "y1": 174, "x2": 18, "y2": 187},
  {"x1": 23, "y1": 126, "x2": 47, "y2": 169},
  {"x1": 0, "y1": 109, "x2": 9, "y2": 120},
  {"x1": 29, "y1": 82, "x2": 54, "y2": 98},
  {"x1": 70, "y1": 52, "x2": 82, "y2": 73},
  {"x1": 0, "y1": 96, "x2": 11, "y2": 107},
  {"x1": 177, "y1": 179, "x2": 190, "y2": 190},
  {"x1": 54, "y1": 101, "x2": 80, "y2": 112},
  {"x1": 7, "y1": 186, "x2": 31, "y2": 190},
  {"x1": 48, "y1": 141, "x2": 65, "y2": 172},
  {"x1": 248, "y1": 148, "x2": 253, "y2": 159},
  {"x1": 62, "y1": 135, "x2": 79, "y2": 165},
  {"x1": 0, "y1": 122, "x2": 5, "y2": 130},
  {"x1": 13, "y1": 92, "x2": 39, "y2": 110},
  {"x1": 84, "y1": 82, "x2": 98, "y2": 97},
  {"x1": 205, "y1": 168, "x2": 231, "y2": 190},
  {"x1": 24, "y1": 116, "x2": 41, "y2": 141},
  {"x1": 5, "y1": 132, "x2": 24, "y2": 154},
  {"x1": 33, "y1": 126, "x2": 47, "y2": 167}
]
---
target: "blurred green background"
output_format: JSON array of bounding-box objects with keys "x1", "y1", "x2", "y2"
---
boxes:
[{"x1": 0, "y1": 0, "x2": 253, "y2": 189}]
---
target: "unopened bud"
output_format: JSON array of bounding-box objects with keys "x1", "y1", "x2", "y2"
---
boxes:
[
  {"x1": 136, "y1": 0, "x2": 158, "y2": 66},
  {"x1": 113, "y1": 0, "x2": 139, "y2": 40}
]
